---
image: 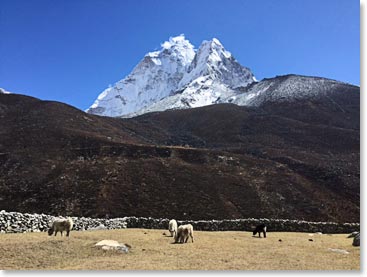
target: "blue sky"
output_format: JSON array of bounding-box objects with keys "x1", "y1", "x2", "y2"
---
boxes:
[{"x1": 1, "y1": 0, "x2": 360, "y2": 111}]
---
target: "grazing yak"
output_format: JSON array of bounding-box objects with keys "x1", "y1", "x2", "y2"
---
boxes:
[
  {"x1": 48, "y1": 217, "x2": 74, "y2": 237},
  {"x1": 168, "y1": 219, "x2": 178, "y2": 238},
  {"x1": 253, "y1": 224, "x2": 267, "y2": 238},
  {"x1": 175, "y1": 224, "x2": 194, "y2": 243}
]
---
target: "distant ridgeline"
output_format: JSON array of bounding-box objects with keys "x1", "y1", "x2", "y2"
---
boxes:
[{"x1": 0, "y1": 211, "x2": 359, "y2": 234}]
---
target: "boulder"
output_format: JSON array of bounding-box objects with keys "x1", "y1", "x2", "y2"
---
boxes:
[{"x1": 95, "y1": 240, "x2": 131, "y2": 253}]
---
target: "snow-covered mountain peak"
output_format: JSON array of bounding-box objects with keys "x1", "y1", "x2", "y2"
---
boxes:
[
  {"x1": 136, "y1": 35, "x2": 195, "y2": 72},
  {"x1": 147, "y1": 34, "x2": 196, "y2": 66},
  {"x1": 87, "y1": 35, "x2": 197, "y2": 117},
  {"x1": 161, "y1": 34, "x2": 193, "y2": 50},
  {"x1": 87, "y1": 36, "x2": 256, "y2": 117},
  {"x1": 179, "y1": 38, "x2": 255, "y2": 89},
  {"x1": 201, "y1": 38, "x2": 232, "y2": 59},
  {"x1": 192, "y1": 38, "x2": 232, "y2": 66}
]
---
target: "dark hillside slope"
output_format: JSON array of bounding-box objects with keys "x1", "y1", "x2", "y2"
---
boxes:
[{"x1": 0, "y1": 90, "x2": 359, "y2": 222}]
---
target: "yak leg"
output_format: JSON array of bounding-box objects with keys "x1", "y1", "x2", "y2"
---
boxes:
[{"x1": 184, "y1": 229, "x2": 189, "y2": 243}]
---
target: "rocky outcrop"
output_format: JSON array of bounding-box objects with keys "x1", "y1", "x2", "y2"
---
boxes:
[{"x1": 0, "y1": 210, "x2": 359, "y2": 234}]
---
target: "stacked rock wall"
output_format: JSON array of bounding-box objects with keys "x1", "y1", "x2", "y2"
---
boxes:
[
  {"x1": 0, "y1": 211, "x2": 359, "y2": 234},
  {"x1": 124, "y1": 217, "x2": 359, "y2": 234},
  {"x1": 0, "y1": 211, "x2": 127, "y2": 233}
]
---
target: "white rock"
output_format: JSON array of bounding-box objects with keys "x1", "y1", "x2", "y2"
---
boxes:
[
  {"x1": 95, "y1": 239, "x2": 122, "y2": 248},
  {"x1": 328, "y1": 248, "x2": 349, "y2": 255},
  {"x1": 95, "y1": 240, "x2": 130, "y2": 253}
]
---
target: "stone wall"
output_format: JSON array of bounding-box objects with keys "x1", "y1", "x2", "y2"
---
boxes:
[
  {"x1": 0, "y1": 210, "x2": 127, "y2": 233},
  {"x1": 0, "y1": 210, "x2": 359, "y2": 234},
  {"x1": 125, "y1": 217, "x2": 359, "y2": 234}
]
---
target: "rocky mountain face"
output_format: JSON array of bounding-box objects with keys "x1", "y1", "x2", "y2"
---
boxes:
[
  {"x1": 0, "y1": 86, "x2": 359, "y2": 222},
  {"x1": 229, "y1": 74, "x2": 356, "y2": 107},
  {"x1": 86, "y1": 35, "x2": 256, "y2": 117}
]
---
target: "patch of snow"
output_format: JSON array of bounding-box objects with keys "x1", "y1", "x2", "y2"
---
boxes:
[{"x1": 0, "y1": 88, "x2": 12, "y2": 94}]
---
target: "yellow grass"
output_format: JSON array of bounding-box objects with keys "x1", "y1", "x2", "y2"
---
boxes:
[{"x1": 0, "y1": 228, "x2": 359, "y2": 270}]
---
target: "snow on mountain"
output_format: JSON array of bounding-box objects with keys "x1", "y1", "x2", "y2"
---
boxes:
[
  {"x1": 0, "y1": 88, "x2": 11, "y2": 94},
  {"x1": 86, "y1": 35, "x2": 256, "y2": 117},
  {"x1": 87, "y1": 35, "x2": 354, "y2": 118},
  {"x1": 87, "y1": 35, "x2": 195, "y2": 117},
  {"x1": 126, "y1": 74, "x2": 357, "y2": 118},
  {"x1": 179, "y1": 38, "x2": 255, "y2": 89},
  {"x1": 226, "y1": 74, "x2": 355, "y2": 107}
]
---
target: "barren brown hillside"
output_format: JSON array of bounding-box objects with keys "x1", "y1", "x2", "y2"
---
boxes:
[{"x1": 0, "y1": 87, "x2": 359, "y2": 222}]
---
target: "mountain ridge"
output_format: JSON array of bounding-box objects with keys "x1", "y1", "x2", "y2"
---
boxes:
[
  {"x1": 120, "y1": 73, "x2": 358, "y2": 118},
  {"x1": 86, "y1": 35, "x2": 357, "y2": 118}
]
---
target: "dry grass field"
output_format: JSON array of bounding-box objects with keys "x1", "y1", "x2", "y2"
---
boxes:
[{"x1": 0, "y1": 228, "x2": 359, "y2": 270}]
